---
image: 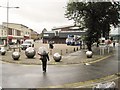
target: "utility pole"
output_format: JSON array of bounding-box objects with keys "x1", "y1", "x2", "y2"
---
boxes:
[{"x1": 0, "y1": 0, "x2": 19, "y2": 50}]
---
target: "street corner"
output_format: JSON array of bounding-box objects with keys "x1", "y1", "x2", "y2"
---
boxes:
[{"x1": 82, "y1": 54, "x2": 113, "y2": 65}]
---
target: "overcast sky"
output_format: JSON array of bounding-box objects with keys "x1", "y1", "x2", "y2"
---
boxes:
[
  {"x1": 0, "y1": 0, "x2": 74, "y2": 33},
  {"x1": 0, "y1": 0, "x2": 119, "y2": 34}
]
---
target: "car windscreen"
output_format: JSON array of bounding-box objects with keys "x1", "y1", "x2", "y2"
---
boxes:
[{"x1": 23, "y1": 42, "x2": 32, "y2": 44}]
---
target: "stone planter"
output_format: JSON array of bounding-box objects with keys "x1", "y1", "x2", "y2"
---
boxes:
[
  {"x1": 53, "y1": 53, "x2": 62, "y2": 62},
  {"x1": 86, "y1": 51, "x2": 93, "y2": 58},
  {"x1": 25, "y1": 47, "x2": 36, "y2": 58},
  {"x1": 12, "y1": 52, "x2": 20, "y2": 60}
]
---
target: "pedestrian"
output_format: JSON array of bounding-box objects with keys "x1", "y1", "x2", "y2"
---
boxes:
[
  {"x1": 38, "y1": 51, "x2": 50, "y2": 72},
  {"x1": 80, "y1": 41, "x2": 82, "y2": 49},
  {"x1": 113, "y1": 41, "x2": 115, "y2": 48},
  {"x1": 97, "y1": 40, "x2": 100, "y2": 47},
  {"x1": 49, "y1": 41, "x2": 54, "y2": 49}
]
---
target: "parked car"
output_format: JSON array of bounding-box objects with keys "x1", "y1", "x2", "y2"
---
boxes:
[
  {"x1": 21, "y1": 40, "x2": 34, "y2": 50},
  {"x1": 66, "y1": 37, "x2": 73, "y2": 45},
  {"x1": 24, "y1": 39, "x2": 34, "y2": 44},
  {"x1": 8, "y1": 42, "x2": 18, "y2": 49},
  {"x1": 66, "y1": 35, "x2": 81, "y2": 46}
]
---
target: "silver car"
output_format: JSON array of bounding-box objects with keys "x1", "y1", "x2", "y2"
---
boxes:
[{"x1": 21, "y1": 41, "x2": 34, "y2": 50}]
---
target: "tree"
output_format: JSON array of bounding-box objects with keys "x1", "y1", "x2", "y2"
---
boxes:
[{"x1": 65, "y1": 1, "x2": 120, "y2": 51}]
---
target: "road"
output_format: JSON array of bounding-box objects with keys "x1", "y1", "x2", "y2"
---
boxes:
[{"x1": 1, "y1": 46, "x2": 119, "y2": 88}]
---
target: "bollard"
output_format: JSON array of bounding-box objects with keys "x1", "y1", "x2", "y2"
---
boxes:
[
  {"x1": 76, "y1": 47, "x2": 78, "y2": 51},
  {"x1": 13, "y1": 48, "x2": 15, "y2": 52},
  {"x1": 74, "y1": 48, "x2": 75, "y2": 52},
  {"x1": 19, "y1": 47, "x2": 21, "y2": 52},
  {"x1": 80, "y1": 45, "x2": 82, "y2": 49},
  {"x1": 66, "y1": 49, "x2": 68, "y2": 53},
  {"x1": 60, "y1": 50, "x2": 62, "y2": 55},
  {"x1": 50, "y1": 49, "x2": 52, "y2": 55}
]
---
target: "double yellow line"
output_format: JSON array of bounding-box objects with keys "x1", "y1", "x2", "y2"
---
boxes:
[{"x1": 84, "y1": 54, "x2": 113, "y2": 65}]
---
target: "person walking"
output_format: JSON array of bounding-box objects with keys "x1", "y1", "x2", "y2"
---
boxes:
[
  {"x1": 38, "y1": 51, "x2": 50, "y2": 72},
  {"x1": 49, "y1": 41, "x2": 54, "y2": 49},
  {"x1": 113, "y1": 41, "x2": 115, "y2": 48}
]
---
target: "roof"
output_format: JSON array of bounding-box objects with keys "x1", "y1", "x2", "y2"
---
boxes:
[
  {"x1": 3, "y1": 22, "x2": 28, "y2": 28},
  {"x1": 2, "y1": 22, "x2": 38, "y2": 33},
  {"x1": 44, "y1": 31, "x2": 55, "y2": 33},
  {"x1": 52, "y1": 25, "x2": 75, "y2": 30}
]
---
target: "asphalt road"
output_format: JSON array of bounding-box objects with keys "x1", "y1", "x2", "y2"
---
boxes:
[{"x1": 1, "y1": 46, "x2": 119, "y2": 88}]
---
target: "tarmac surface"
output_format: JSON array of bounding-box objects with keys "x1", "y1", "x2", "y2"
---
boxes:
[{"x1": 0, "y1": 42, "x2": 120, "y2": 89}]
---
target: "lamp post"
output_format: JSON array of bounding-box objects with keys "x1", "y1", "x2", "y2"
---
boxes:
[{"x1": 0, "y1": 0, "x2": 19, "y2": 49}]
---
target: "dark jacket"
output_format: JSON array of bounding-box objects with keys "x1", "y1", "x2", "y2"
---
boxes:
[{"x1": 40, "y1": 54, "x2": 49, "y2": 62}]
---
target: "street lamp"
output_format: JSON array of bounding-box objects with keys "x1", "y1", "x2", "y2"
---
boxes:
[{"x1": 0, "y1": 0, "x2": 19, "y2": 49}]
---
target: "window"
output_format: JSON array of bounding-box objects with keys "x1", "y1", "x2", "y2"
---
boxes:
[
  {"x1": 17, "y1": 30, "x2": 21, "y2": 36},
  {"x1": 8, "y1": 28, "x2": 12, "y2": 35},
  {"x1": 55, "y1": 31, "x2": 59, "y2": 36},
  {"x1": 44, "y1": 34, "x2": 49, "y2": 36}
]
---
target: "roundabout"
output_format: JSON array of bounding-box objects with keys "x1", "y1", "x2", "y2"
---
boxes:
[
  {"x1": 1, "y1": 44, "x2": 119, "y2": 88},
  {"x1": 1, "y1": 52, "x2": 119, "y2": 88}
]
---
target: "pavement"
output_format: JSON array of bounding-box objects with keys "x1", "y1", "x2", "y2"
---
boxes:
[{"x1": 0, "y1": 43, "x2": 117, "y2": 65}]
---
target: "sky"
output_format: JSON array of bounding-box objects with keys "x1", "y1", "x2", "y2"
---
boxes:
[
  {"x1": 0, "y1": 0, "x2": 119, "y2": 34},
  {"x1": 0, "y1": 0, "x2": 74, "y2": 33}
]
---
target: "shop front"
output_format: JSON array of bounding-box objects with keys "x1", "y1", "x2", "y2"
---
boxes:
[
  {"x1": 24, "y1": 35, "x2": 30, "y2": 40},
  {"x1": 7, "y1": 35, "x2": 24, "y2": 44}
]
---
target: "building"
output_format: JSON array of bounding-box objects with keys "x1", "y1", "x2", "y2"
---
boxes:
[
  {"x1": 43, "y1": 25, "x2": 86, "y2": 44},
  {"x1": 0, "y1": 25, "x2": 7, "y2": 45},
  {"x1": 0, "y1": 25, "x2": 7, "y2": 41},
  {"x1": 0, "y1": 22, "x2": 36, "y2": 45},
  {"x1": 31, "y1": 29, "x2": 40, "y2": 40}
]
